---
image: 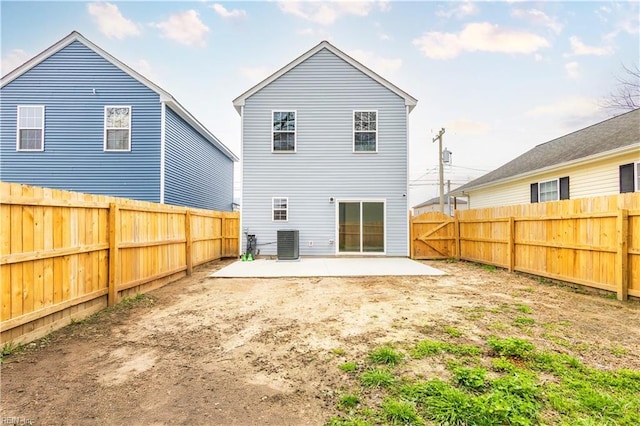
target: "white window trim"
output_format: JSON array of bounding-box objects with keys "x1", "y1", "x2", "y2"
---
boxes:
[
  {"x1": 272, "y1": 197, "x2": 289, "y2": 222},
  {"x1": 334, "y1": 198, "x2": 386, "y2": 255},
  {"x1": 16, "y1": 105, "x2": 45, "y2": 152},
  {"x1": 271, "y1": 110, "x2": 296, "y2": 153},
  {"x1": 538, "y1": 178, "x2": 559, "y2": 202},
  {"x1": 104, "y1": 105, "x2": 132, "y2": 152},
  {"x1": 635, "y1": 161, "x2": 640, "y2": 192},
  {"x1": 353, "y1": 110, "x2": 378, "y2": 153}
]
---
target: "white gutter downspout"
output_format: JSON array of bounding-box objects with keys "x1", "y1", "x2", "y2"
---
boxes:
[
  {"x1": 405, "y1": 105, "x2": 410, "y2": 257},
  {"x1": 160, "y1": 102, "x2": 166, "y2": 204},
  {"x1": 238, "y1": 105, "x2": 244, "y2": 257}
]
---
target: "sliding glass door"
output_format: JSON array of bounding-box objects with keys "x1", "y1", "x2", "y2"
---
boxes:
[{"x1": 338, "y1": 201, "x2": 384, "y2": 254}]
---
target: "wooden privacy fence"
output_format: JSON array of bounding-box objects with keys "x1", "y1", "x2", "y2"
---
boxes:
[
  {"x1": 0, "y1": 182, "x2": 239, "y2": 344},
  {"x1": 411, "y1": 193, "x2": 640, "y2": 300}
]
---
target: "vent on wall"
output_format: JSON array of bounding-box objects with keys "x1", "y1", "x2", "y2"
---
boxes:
[{"x1": 277, "y1": 230, "x2": 299, "y2": 260}]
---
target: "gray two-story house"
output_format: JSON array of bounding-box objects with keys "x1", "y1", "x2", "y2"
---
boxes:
[
  {"x1": 1, "y1": 31, "x2": 238, "y2": 211},
  {"x1": 233, "y1": 41, "x2": 417, "y2": 257}
]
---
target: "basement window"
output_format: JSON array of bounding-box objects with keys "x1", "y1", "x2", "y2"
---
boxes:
[{"x1": 272, "y1": 197, "x2": 288, "y2": 221}]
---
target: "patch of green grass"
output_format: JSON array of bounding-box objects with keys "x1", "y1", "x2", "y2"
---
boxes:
[
  {"x1": 1, "y1": 341, "x2": 24, "y2": 361},
  {"x1": 513, "y1": 316, "x2": 536, "y2": 327},
  {"x1": 381, "y1": 398, "x2": 424, "y2": 425},
  {"x1": 488, "y1": 322, "x2": 509, "y2": 331},
  {"x1": 368, "y1": 346, "x2": 403, "y2": 366},
  {"x1": 328, "y1": 337, "x2": 640, "y2": 426},
  {"x1": 339, "y1": 362, "x2": 358, "y2": 373},
  {"x1": 327, "y1": 416, "x2": 372, "y2": 426},
  {"x1": 360, "y1": 368, "x2": 395, "y2": 388},
  {"x1": 452, "y1": 366, "x2": 487, "y2": 391},
  {"x1": 482, "y1": 264, "x2": 497, "y2": 272},
  {"x1": 609, "y1": 344, "x2": 628, "y2": 357},
  {"x1": 487, "y1": 336, "x2": 535, "y2": 358},
  {"x1": 443, "y1": 326, "x2": 463, "y2": 338},
  {"x1": 412, "y1": 340, "x2": 481, "y2": 359},
  {"x1": 338, "y1": 393, "x2": 359, "y2": 410},
  {"x1": 332, "y1": 348, "x2": 346, "y2": 356},
  {"x1": 515, "y1": 304, "x2": 533, "y2": 314}
]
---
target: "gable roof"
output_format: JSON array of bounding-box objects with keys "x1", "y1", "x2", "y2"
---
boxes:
[
  {"x1": 452, "y1": 108, "x2": 640, "y2": 195},
  {"x1": 232, "y1": 40, "x2": 418, "y2": 114},
  {"x1": 1, "y1": 31, "x2": 238, "y2": 162}
]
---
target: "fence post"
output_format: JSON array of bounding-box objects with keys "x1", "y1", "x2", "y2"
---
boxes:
[
  {"x1": 615, "y1": 209, "x2": 629, "y2": 301},
  {"x1": 454, "y1": 210, "x2": 461, "y2": 260},
  {"x1": 221, "y1": 214, "x2": 227, "y2": 258},
  {"x1": 185, "y1": 210, "x2": 192, "y2": 276},
  {"x1": 409, "y1": 213, "x2": 414, "y2": 259},
  {"x1": 508, "y1": 217, "x2": 515, "y2": 272},
  {"x1": 108, "y1": 203, "x2": 120, "y2": 307}
]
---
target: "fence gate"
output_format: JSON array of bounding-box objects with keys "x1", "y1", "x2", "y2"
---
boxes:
[{"x1": 410, "y1": 211, "x2": 456, "y2": 259}]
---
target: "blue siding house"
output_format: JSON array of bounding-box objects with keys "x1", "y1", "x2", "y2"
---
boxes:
[
  {"x1": 233, "y1": 41, "x2": 417, "y2": 256},
  {"x1": 0, "y1": 31, "x2": 238, "y2": 211}
]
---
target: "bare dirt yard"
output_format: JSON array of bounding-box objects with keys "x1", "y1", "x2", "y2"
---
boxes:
[{"x1": 2, "y1": 260, "x2": 639, "y2": 425}]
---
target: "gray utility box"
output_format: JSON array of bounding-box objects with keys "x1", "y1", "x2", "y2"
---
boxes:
[{"x1": 277, "y1": 230, "x2": 299, "y2": 260}]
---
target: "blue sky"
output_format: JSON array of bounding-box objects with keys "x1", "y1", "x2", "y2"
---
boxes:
[{"x1": 1, "y1": 1, "x2": 638, "y2": 205}]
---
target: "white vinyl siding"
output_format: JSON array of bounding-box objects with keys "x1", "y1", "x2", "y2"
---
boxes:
[
  {"x1": 272, "y1": 111, "x2": 296, "y2": 152},
  {"x1": 241, "y1": 48, "x2": 408, "y2": 256},
  {"x1": 353, "y1": 110, "x2": 377, "y2": 152},
  {"x1": 466, "y1": 151, "x2": 640, "y2": 209},
  {"x1": 17, "y1": 105, "x2": 45, "y2": 151},
  {"x1": 272, "y1": 197, "x2": 288, "y2": 221},
  {"x1": 104, "y1": 106, "x2": 131, "y2": 151}
]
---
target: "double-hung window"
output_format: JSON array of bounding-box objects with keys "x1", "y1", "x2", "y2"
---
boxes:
[
  {"x1": 354, "y1": 110, "x2": 377, "y2": 152},
  {"x1": 272, "y1": 111, "x2": 295, "y2": 152},
  {"x1": 17, "y1": 106, "x2": 45, "y2": 151},
  {"x1": 531, "y1": 176, "x2": 569, "y2": 202},
  {"x1": 619, "y1": 162, "x2": 640, "y2": 192},
  {"x1": 104, "y1": 106, "x2": 131, "y2": 151},
  {"x1": 272, "y1": 197, "x2": 288, "y2": 221}
]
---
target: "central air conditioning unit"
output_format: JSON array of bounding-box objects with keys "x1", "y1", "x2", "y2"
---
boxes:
[{"x1": 277, "y1": 230, "x2": 299, "y2": 260}]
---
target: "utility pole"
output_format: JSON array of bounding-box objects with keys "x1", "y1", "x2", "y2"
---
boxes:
[
  {"x1": 447, "y1": 179, "x2": 451, "y2": 216},
  {"x1": 432, "y1": 128, "x2": 445, "y2": 213}
]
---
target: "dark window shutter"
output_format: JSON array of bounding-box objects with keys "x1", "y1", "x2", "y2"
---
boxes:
[
  {"x1": 530, "y1": 183, "x2": 539, "y2": 203},
  {"x1": 559, "y1": 176, "x2": 570, "y2": 200},
  {"x1": 620, "y1": 163, "x2": 634, "y2": 193}
]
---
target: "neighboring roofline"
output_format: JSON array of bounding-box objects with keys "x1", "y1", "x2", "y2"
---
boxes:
[
  {"x1": 450, "y1": 143, "x2": 639, "y2": 196},
  {"x1": 1, "y1": 31, "x2": 239, "y2": 162},
  {"x1": 412, "y1": 196, "x2": 468, "y2": 209},
  {"x1": 232, "y1": 40, "x2": 418, "y2": 114}
]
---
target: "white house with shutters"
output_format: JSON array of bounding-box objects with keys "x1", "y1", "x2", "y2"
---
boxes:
[
  {"x1": 233, "y1": 41, "x2": 417, "y2": 257},
  {"x1": 450, "y1": 109, "x2": 640, "y2": 209}
]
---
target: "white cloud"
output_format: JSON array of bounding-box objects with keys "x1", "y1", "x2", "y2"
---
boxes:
[
  {"x1": 565, "y1": 61, "x2": 580, "y2": 79},
  {"x1": 87, "y1": 2, "x2": 140, "y2": 40},
  {"x1": 534, "y1": 53, "x2": 544, "y2": 62},
  {"x1": 412, "y1": 22, "x2": 549, "y2": 60},
  {"x1": 511, "y1": 8, "x2": 563, "y2": 34},
  {"x1": 444, "y1": 119, "x2": 490, "y2": 136},
  {"x1": 348, "y1": 49, "x2": 402, "y2": 79},
  {"x1": 436, "y1": 1, "x2": 478, "y2": 19},
  {"x1": 210, "y1": 3, "x2": 247, "y2": 20},
  {"x1": 239, "y1": 66, "x2": 271, "y2": 83},
  {"x1": 151, "y1": 10, "x2": 209, "y2": 47},
  {"x1": 526, "y1": 97, "x2": 599, "y2": 117},
  {"x1": 277, "y1": 1, "x2": 384, "y2": 25},
  {"x1": 568, "y1": 36, "x2": 614, "y2": 56},
  {"x1": 379, "y1": 33, "x2": 390, "y2": 41},
  {"x1": 1, "y1": 49, "x2": 30, "y2": 76}
]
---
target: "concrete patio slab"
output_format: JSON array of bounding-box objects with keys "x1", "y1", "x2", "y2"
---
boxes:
[{"x1": 209, "y1": 257, "x2": 446, "y2": 278}]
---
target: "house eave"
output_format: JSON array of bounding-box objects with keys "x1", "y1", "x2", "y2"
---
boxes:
[
  {"x1": 232, "y1": 40, "x2": 418, "y2": 115},
  {"x1": 451, "y1": 143, "x2": 639, "y2": 196}
]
